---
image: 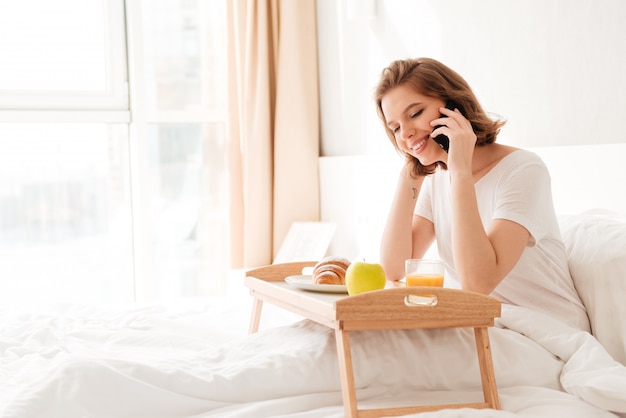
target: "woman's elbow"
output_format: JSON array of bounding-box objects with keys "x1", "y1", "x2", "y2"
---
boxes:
[
  {"x1": 381, "y1": 262, "x2": 404, "y2": 282},
  {"x1": 460, "y1": 272, "x2": 502, "y2": 295}
]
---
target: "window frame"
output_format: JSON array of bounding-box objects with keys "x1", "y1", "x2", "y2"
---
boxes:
[
  {"x1": 125, "y1": 0, "x2": 228, "y2": 301},
  {"x1": 0, "y1": 0, "x2": 129, "y2": 115},
  {"x1": 0, "y1": 0, "x2": 228, "y2": 304}
]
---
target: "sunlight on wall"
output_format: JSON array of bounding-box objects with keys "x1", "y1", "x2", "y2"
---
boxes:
[{"x1": 318, "y1": 0, "x2": 626, "y2": 156}]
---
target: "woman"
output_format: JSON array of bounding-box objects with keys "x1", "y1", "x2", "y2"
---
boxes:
[{"x1": 376, "y1": 57, "x2": 589, "y2": 331}]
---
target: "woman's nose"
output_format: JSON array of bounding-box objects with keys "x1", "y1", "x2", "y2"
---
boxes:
[{"x1": 401, "y1": 125, "x2": 414, "y2": 140}]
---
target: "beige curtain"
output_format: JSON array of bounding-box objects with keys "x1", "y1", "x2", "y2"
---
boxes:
[{"x1": 226, "y1": 0, "x2": 320, "y2": 269}]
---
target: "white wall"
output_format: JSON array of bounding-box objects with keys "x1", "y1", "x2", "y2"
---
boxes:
[
  {"x1": 315, "y1": 0, "x2": 626, "y2": 261},
  {"x1": 316, "y1": 0, "x2": 626, "y2": 156}
]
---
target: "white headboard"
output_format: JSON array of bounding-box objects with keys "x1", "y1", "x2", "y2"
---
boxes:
[{"x1": 319, "y1": 143, "x2": 626, "y2": 261}]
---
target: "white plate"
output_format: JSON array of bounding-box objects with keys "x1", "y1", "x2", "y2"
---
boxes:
[{"x1": 284, "y1": 275, "x2": 348, "y2": 294}]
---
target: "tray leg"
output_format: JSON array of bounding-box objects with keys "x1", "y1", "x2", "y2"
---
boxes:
[
  {"x1": 474, "y1": 327, "x2": 500, "y2": 409},
  {"x1": 335, "y1": 329, "x2": 359, "y2": 418},
  {"x1": 248, "y1": 298, "x2": 263, "y2": 334}
]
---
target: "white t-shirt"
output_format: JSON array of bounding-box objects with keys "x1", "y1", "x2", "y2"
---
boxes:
[{"x1": 415, "y1": 149, "x2": 590, "y2": 331}]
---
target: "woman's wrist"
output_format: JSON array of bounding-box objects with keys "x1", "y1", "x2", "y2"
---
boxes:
[{"x1": 400, "y1": 164, "x2": 425, "y2": 192}]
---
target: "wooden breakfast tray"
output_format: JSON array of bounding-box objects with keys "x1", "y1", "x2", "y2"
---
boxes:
[{"x1": 245, "y1": 261, "x2": 502, "y2": 418}]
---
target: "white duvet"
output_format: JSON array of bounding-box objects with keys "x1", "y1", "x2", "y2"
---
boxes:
[{"x1": 1, "y1": 299, "x2": 625, "y2": 418}]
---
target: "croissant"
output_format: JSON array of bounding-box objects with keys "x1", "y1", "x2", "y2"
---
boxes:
[{"x1": 312, "y1": 256, "x2": 351, "y2": 285}]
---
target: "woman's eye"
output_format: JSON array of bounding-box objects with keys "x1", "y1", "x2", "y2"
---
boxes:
[
  {"x1": 391, "y1": 127, "x2": 399, "y2": 134},
  {"x1": 411, "y1": 110, "x2": 423, "y2": 118}
]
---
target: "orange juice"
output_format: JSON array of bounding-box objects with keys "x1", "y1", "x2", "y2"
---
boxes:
[{"x1": 405, "y1": 274, "x2": 444, "y2": 287}]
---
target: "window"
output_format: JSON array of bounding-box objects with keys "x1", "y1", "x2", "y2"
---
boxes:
[
  {"x1": 0, "y1": 0, "x2": 228, "y2": 306},
  {"x1": 0, "y1": 0, "x2": 128, "y2": 110},
  {"x1": 0, "y1": 123, "x2": 134, "y2": 305}
]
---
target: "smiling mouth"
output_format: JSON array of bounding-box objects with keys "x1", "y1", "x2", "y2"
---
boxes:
[{"x1": 409, "y1": 137, "x2": 428, "y2": 152}]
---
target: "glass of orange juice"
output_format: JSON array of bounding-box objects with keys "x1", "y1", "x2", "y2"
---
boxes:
[{"x1": 405, "y1": 259, "x2": 444, "y2": 287}]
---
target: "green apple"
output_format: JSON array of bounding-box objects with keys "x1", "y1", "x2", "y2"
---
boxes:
[{"x1": 345, "y1": 261, "x2": 386, "y2": 296}]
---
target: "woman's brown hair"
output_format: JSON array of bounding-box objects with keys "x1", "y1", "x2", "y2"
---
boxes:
[{"x1": 374, "y1": 57, "x2": 506, "y2": 176}]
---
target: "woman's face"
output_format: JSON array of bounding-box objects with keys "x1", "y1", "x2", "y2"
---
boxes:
[{"x1": 381, "y1": 85, "x2": 446, "y2": 165}]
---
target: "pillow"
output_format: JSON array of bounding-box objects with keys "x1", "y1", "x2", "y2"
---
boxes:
[{"x1": 559, "y1": 209, "x2": 626, "y2": 366}]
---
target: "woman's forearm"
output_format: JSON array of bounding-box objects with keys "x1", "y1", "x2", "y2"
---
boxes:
[
  {"x1": 380, "y1": 166, "x2": 424, "y2": 281},
  {"x1": 449, "y1": 172, "x2": 497, "y2": 292}
]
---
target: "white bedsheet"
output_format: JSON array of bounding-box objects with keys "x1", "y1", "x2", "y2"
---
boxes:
[{"x1": 1, "y1": 300, "x2": 625, "y2": 418}]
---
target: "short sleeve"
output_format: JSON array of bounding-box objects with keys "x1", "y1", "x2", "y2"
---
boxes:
[{"x1": 491, "y1": 156, "x2": 556, "y2": 246}]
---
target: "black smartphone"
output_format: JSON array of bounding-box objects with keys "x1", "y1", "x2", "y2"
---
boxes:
[{"x1": 432, "y1": 100, "x2": 457, "y2": 153}]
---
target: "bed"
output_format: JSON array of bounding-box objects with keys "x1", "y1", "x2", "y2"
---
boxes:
[{"x1": 2, "y1": 144, "x2": 626, "y2": 418}]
